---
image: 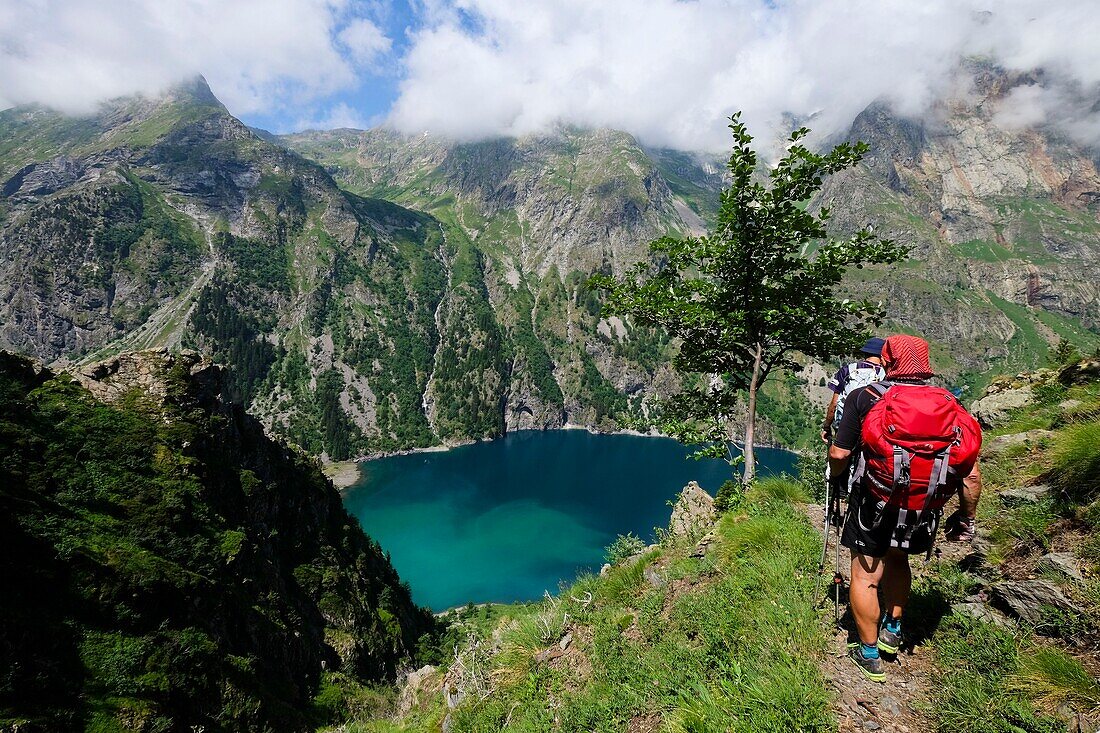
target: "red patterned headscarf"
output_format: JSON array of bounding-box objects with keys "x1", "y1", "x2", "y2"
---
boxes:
[{"x1": 881, "y1": 335, "x2": 934, "y2": 381}]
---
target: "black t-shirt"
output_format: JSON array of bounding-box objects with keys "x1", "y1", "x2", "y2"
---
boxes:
[{"x1": 833, "y1": 384, "x2": 882, "y2": 451}]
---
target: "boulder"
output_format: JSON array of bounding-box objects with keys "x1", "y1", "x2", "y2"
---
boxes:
[
  {"x1": 669, "y1": 482, "x2": 716, "y2": 538},
  {"x1": 1058, "y1": 357, "x2": 1100, "y2": 387},
  {"x1": 999, "y1": 484, "x2": 1051, "y2": 506},
  {"x1": 396, "y1": 665, "x2": 437, "y2": 717},
  {"x1": 981, "y1": 430, "x2": 1054, "y2": 458},
  {"x1": 951, "y1": 601, "x2": 1014, "y2": 628},
  {"x1": 989, "y1": 579, "x2": 1083, "y2": 625},
  {"x1": 690, "y1": 530, "x2": 717, "y2": 558},
  {"x1": 1037, "y1": 552, "x2": 1085, "y2": 583},
  {"x1": 643, "y1": 566, "x2": 665, "y2": 588},
  {"x1": 970, "y1": 386, "x2": 1034, "y2": 429}
]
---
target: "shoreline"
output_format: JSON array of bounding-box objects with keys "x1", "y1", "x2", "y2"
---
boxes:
[{"x1": 324, "y1": 425, "x2": 795, "y2": 490}]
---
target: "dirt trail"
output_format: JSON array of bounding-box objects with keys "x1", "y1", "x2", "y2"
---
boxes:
[{"x1": 805, "y1": 503, "x2": 972, "y2": 733}]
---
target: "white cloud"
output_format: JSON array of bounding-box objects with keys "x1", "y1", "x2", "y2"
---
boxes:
[
  {"x1": 339, "y1": 17, "x2": 392, "y2": 68},
  {"x1": 386, "y1": 0, "x2": 1100, "y2": 152},
  {"x1": 4, "y1": 0, "x2": 1100, "y2": 151},
  {"x1": 0, "y1": 0, "x2": 389, "y2": 116}
]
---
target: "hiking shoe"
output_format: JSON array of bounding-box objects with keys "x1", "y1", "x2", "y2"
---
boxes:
[
  {"x1": 847, "y1": 643, "x2": 886, "y2": 683},
  {"x1": 944, "y1": 510, "x2": 976, "y2": 542},
  {"x1": 877, "y1": 622, "x2": 902, "y2": 655}
]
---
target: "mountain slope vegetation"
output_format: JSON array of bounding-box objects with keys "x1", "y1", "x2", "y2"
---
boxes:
[
  {"x1": 0, "y1": 80, "x2": 698, "y2": 459},
  {"x1": 3, "y1": 63, "x2": 1099, "y2": 460},
  {"x1": 285, "y1": 62, "x2": 1100, "y2": 404},
  {"x1": 0, "y1": 349, "x2": 433, "y2": 732}
]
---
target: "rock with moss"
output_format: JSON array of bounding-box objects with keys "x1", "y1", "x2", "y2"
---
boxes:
[{"x1": 669, "y1": 481, "x2": 716, "y2": 539}]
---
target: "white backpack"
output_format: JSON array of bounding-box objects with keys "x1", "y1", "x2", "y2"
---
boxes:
[{"x1": 832, "y1": 362, "x2": 887, "y2": 428}]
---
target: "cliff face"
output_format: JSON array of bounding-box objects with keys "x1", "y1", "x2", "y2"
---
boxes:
[
  {"x1": 815, "y1": 62, "x2": 1100, "y2": 383},
  {"x1": 0, "y1": 349, "x2": 432, "y2": 732}
]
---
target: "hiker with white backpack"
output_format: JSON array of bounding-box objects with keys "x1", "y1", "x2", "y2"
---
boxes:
[
  {"x1": 821, "y1": 337, "x2": 887, "y2": 444},
  {"x1": 827, "y1": 335, "x2": 983, "y2": 682}
]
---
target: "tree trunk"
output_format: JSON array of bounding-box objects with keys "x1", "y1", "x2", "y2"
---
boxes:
[{"x1": 742, "y1": 342, "x2": 763, "y2": 484}]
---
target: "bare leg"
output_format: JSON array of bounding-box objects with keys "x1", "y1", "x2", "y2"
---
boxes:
[
  {"x1": 880, "y1": 548, "x2": 912, "y2": 620},
  {"x1": 849, "y1": 553, "x2": 885, "y2": 645}
]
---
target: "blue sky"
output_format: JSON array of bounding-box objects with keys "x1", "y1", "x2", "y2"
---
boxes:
[{"x1": 2, "y1": 1, "x2": 1098, "y2": 152}]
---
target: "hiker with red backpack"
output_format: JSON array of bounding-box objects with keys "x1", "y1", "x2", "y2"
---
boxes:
[{"x1": 828, "y1": 335, "x2": 983, "y2": 682}]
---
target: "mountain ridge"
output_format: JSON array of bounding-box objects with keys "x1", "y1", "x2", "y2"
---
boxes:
[{"x1": 3, "y1": 67, "x2": 1100, "y2": 460}]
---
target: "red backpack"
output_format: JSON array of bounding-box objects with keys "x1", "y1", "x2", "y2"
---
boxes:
[{"x1": 855, "y1": 382, "x2": 982, "y2": 545}]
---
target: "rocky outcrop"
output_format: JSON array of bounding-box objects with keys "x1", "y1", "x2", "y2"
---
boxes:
[
  {"x1": 990, "y1": 579, "x2": 1084, "y2": 626},
  {"x1": 396, "y1": 665, "x2": 439, "y2": 717},
  {"x1": 669, "y1": 481, "x2": 716, "y2": 538},
  {"x1": 999, "y1": 483, "x2": 1052, "y2": 506},
  {"x1": 1037, "y1": 552, "x2": 1085, "y2": 583},
  {"x1": 970, "y1": 367, "x2": 1066, "y2": 427},
  {"x1": 982, "y1": 429, "x2": 1054, "y2": 458},
  {"x1": 74, "y1": 348, "x2": 220, "y2": 407},
  {"x1": 1059, "y1": 357, "x2": 1100, "y2": 387}
]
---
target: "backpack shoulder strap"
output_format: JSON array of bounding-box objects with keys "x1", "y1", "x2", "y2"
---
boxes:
[{"x1": 866, "y1": 381, "x2": 892, "y2": 398}]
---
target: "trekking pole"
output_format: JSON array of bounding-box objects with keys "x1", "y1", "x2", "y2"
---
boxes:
[
  {"x1": 833, "y1": 518, "x2": 843, "y2": 626},
  {"x1": 819, "y1": 467, "x2": 832, "y2": 569}
]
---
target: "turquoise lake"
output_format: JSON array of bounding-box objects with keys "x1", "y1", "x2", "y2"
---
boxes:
[{"x1": 342, "y1": 430, "x2": 797, "y2": 610}]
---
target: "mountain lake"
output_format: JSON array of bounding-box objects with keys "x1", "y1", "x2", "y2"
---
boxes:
[{"x1": 342, "y1": 430, "x2": 797, "y2": 610}]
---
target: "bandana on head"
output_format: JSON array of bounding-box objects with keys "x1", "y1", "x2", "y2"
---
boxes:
[{"x1": 881, "y1": 335, "x2": 934, "y2": 380}]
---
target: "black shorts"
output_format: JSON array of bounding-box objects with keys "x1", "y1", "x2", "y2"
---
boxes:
[{"x1": 840, "y1": 489, "x2": 938, "y2": 558}]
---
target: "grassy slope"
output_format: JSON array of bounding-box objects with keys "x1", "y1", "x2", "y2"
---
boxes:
[{"x1": 918, "y1": 375, "x2": 1100, "y2": 731}]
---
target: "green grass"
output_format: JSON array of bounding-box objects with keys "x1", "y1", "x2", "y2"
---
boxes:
[
  {"x1": 1008, "y1": 647, "x2": 1100, "y2": 716},
  {"x1": 928, "y1": 615, "x2": 1065, "y2": 733},
  {"x1": 1050, "y1": 422, "x2": 1100, "y2": 504},
  {"x1": 920, "y1": 372, "x2": 1100, "y2": 731},
  {"x1": 953, "y1": 238, "x2": 1016, "y2": 263},
  {"x1": 985, "y1": 292, "x2": 1050, "y2": 370}
]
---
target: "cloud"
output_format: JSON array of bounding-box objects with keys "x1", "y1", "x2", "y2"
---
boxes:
[
  {"x1": 386, "y1": 0, "x2": 1100, "y2": 152},
  {"x1": 4, "y1": 0, "x2": 1100, "y2": 151},
  {"x1": 339, "y1": 17, "x2": 392, "y2": 68},
  {"x1": 0, "y1": 0, "x2": 389, "y2": 116}
]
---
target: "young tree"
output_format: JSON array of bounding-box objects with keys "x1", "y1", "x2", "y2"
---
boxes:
[{"x1": 592, "y1": 113, "x2": 907, "y2": 483}]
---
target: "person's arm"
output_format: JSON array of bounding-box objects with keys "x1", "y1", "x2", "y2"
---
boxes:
[
  {"x1": 828, "y1": 443, "x2": 851, "y2": 479},
  {"x1": 828, "y1": 387, "x2": 866, "y2": 480},
  {"x1": 821, "y1": 393, "x2": 838, "y2": 443}
]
